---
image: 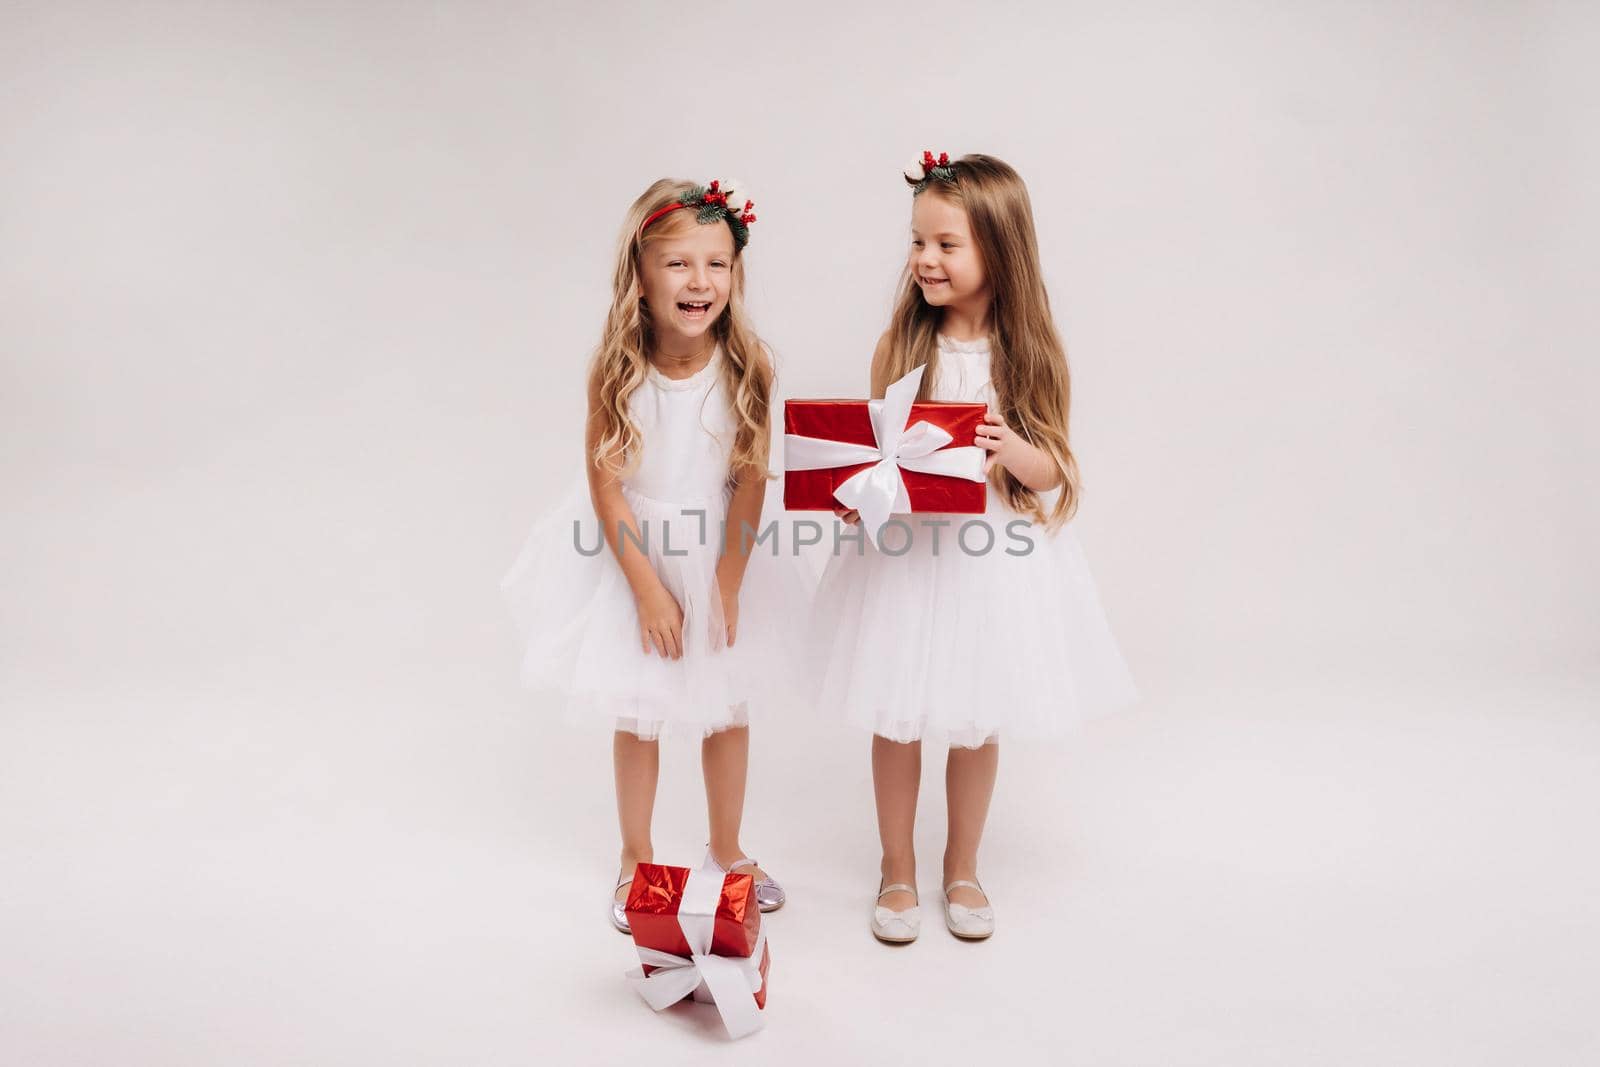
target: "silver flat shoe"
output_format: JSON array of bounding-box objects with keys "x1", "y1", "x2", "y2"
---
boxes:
[
  {"x1": 942, "y1": 879, "x2": 994, "y2": 940},
  {"x1": 610, "y1": 875, "x2": 633, "y2": 934},
  {"x1": 704, "y1": 849, "x2": 786, "y2": 912},
  {"x1": 870, "y1": 881, "x2": 921, "y2": 944}
]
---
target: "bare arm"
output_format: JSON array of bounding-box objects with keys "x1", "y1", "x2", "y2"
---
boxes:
[
  {"x1": 585, "y1": 376, "x2": 662, "y2": 596},
  {"x1": 716, "y1": 339, "x2": 773, "y2": 591},
  {"x1": 716, "y1": 460, "x2": 766, "y2": 593},
  {"x1": 867, "y1": 330, "x2": 893, "y2": 399},
  {"x1": 585, "y1": 374, "x2": 683, "y2": 658},
  {"x1": 713, "y1": 349, "x2": 776, "y2": 646}
]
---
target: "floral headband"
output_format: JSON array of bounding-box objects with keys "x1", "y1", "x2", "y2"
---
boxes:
[
  {"x1": 640, "y1": 178, "x2": 758, "y2": 250},
  {"x1": 903, "y1": 151, "x2": 955, "y2": 193}
]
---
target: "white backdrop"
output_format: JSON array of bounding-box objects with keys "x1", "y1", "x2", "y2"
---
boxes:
[{"x1": 3, "y1": 3, "x2": 1597, "y2": 1065}]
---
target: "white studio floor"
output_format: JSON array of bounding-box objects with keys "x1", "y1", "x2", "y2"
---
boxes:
[{"x1": 3, "y1": 665, "x2": 1596, "y2": 1066}]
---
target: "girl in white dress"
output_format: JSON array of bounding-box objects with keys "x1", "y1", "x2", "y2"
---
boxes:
[
  {"x1": 502, "y1": 178, "x2": 807, "y2": 932},
  {"x1": 811, "y1": 153, "x2": 1138, "y2": 943}
]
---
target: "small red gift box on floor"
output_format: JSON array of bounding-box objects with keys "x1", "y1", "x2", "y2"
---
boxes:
[
  {"x1": 624, "y1": 862, "x2": 771, "y2": 1040},
  {"x1": 783, "y1": 365, "x2": 987, "y2": 540}
]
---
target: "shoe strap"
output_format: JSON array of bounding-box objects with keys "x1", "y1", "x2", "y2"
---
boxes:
[
  {"x1": 944, "y1": 879, "x2": 985, "y2": 896},
  {"x1": 877, "y1": 882, "x2": 918, "y2": 901},
  {"x1": 727, "y1": 857, "x2": 759, "y2": 872}
]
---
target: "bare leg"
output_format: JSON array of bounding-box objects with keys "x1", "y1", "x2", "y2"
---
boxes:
[
  {"x1": 943, "y1": 739, "x2": 999, "y2": 907},
  {"x1": 614, "y1": 730, "x2": 659, "y2": 899},
  {"x1": 703, "y1": 724, "x2": 770, "y2": 880},
  {"x1": 873, "y1": 735, "x2": 922, "y2": 910}
]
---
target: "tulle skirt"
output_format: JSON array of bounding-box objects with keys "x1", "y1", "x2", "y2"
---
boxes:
[
  {"x1": 501, "y1": 476, "x2": 816, "y2": 740},
  {"x1": 808, "y1": 491, "x2": 1137, "y2": 748}
]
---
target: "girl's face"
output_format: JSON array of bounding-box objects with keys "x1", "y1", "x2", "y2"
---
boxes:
[
  {"x1": 909, "y1": 191, "x2": 989, "y2": 314},
  {"x1": 639, "y1": 218, "x2": 736, "y2": 346}
]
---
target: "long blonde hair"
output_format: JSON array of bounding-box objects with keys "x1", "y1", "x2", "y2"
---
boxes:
[
  {"x1": 588, "y1": 178, "x2": 773, "y2": 483},
  {"x1": 881, "y1": 154, "x2": 1081, "y2": 528}
]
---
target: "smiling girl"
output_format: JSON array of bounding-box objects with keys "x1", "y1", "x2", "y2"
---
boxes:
[
  {"x1": 811, "y1": 153, "x2": 1138, "y2": 943},
  {"x1": 502, "y1": 177, "x2": 808, "y2": 932}
]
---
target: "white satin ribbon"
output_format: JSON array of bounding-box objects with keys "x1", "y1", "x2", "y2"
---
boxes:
[
  {"x1": 783, "y1": 364, "x2": 986, "y2": 547},
  {"x1": 623, "y1": 864, "x2": 767, "y2": 1039}
]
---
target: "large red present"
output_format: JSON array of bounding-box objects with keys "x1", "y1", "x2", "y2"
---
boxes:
[
  {"x1": 623, "y1": 862, "x2": 771, "y2": 1040},
  {"x1": 783, "y1": 364, "x2": 987, "y2": 543}
]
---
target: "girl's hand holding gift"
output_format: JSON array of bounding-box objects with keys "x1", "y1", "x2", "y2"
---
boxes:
[
  {"x1": 974, "y1": 410, "x2": 1024, "y2": 475},
  {"x1": 975, "y1": 410, "x2": 1062, "y2": 491}
]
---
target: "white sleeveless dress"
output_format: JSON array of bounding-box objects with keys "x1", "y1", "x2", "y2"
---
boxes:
[
  {"x1": 501, "y1": 348, "x2": 812, "y2": 740},
  {"x1": 809, "y1": 334, "x2": 1138, "y2": 748}
]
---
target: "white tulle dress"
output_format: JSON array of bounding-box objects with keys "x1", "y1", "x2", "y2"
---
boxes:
[
  {"x1": 501, "y1": 348, "x2": 813, "y2": 740},
  {"x1": 809, "y1": 334, "x2": 1138, "y2": 748}
]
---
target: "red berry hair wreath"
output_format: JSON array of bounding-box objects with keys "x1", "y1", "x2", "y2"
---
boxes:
[
  {"x1": 904, "y1": 151, "x2": 955, "y2": 192},
  {"x1": 639, "y1": 178, "x2": 758, "y2": 250}
]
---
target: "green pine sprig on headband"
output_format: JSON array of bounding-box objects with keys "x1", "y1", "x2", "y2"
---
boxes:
[{"x1": 904, "y1": 150, "x2": 955, "y2": 192}]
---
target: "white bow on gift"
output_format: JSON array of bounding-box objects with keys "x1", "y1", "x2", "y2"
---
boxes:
[
  {"x1": 783, "y1": 364, "x2": 986, "y2": 548},
  {"x1": 623, "y1": 864, "x2": 767, "y2": 1040}
]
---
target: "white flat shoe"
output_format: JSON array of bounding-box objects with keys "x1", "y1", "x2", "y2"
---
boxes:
[
  {"x1": 942, "y1": 879, "x2": 994, "y2": 940},
  {"x1": 704, "y1": 848, "x2": 786, "y2": 912},
  {"x1": 870, "y1": 881, "x2": 921, "y2": 944},
  {"x1": 610, "y1": 875, "x2": 633, "y2": 935}
]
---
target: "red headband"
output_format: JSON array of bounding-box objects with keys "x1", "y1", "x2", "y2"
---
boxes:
[{"x1": 639, "y1": 202, "x2": 688, "y2": 233}]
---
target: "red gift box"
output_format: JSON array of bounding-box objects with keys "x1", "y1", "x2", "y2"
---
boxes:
[
  {"x1": 783, "y1": 397, "x2": 989, "y2": 514},
  {"x1": 625, "y1": 862, "x2": 771, "y2": 1028}
]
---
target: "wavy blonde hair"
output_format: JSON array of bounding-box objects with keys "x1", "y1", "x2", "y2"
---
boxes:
[
  {"x1": 881, "y1": 154, "x2": 1081, "y2": 529},
  {"x1": 588, "y1": 178, "x2": 773, "y2": 484}
]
